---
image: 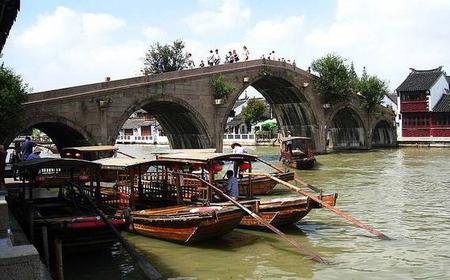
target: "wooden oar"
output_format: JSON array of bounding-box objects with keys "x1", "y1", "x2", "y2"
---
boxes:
[
  {"x1": 117, "y1": 151, "x2": 136, "y2": 158},
  {"x1": 67, "y1": 181, "x2": 164, "y2": 280},
  {"x1": 176, "y1": 172, "x2": 329, "y2": 264},
  {"x1": 255, "y1": 157, "x2": 322, "y2": 193},
  {"x1": 245, "y1": 172, "x2": 391, "y2": 240}
]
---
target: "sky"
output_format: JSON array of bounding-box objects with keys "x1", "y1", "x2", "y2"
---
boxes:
[{"x1": 2, "y1": 0, "x2": 450, "y2": 92}]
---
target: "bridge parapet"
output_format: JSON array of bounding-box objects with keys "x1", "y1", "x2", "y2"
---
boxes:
[{"x1": 25, "y1": 59, "x2": 311, "y2": 104}]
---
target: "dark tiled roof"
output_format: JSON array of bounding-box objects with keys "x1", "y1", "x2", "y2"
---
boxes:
[
  {"x1": 446, "y1": 76, "x2": 450, "y2": 86},
  {"x1": 233, "y1": 98, "x2": 247, "y2": 110},
  {"x1": 396, "y1": 67, "x2": 444, "y2": 92},
  {"x1": 121, "y1": 118, "x2": 152, "y2": 129},
  {"x1": 433, "y1": 94, "x2": 450, "y2": 112},
  {"x1": 386, "y1": 93, "x2": 397, "y2": 105},
  {"x1": 0, "y1": 0, "x2": 20, "y2": 52}
]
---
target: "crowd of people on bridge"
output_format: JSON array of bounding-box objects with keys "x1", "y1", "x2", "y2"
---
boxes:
[{"x1": 185, "y1": 46, "x2": 296, "y2": 70}]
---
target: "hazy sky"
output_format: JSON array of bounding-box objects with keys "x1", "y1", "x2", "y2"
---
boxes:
[{"x1": 3, "y1": 0, "x2": 450, "y2": 92}]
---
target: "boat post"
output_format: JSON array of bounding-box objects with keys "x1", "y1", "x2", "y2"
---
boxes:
[
  {"x1": 54, "y1": 236, "x2": 64, "y2": 280},
  {"x1": 42, "y1": 226, "x2": 50, "y2": 268}
]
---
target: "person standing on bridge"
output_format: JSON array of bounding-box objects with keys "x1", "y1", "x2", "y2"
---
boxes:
[
  {"x1": 207, "y1": 50, "x2": 214, "y2": 66},
  {"x1": 232, "y1": 50, "x2": 239, "y2": 63},
  {"x1": 243, "y1": 46, "x2": 249, "y2": 61},
  {"x1": 226, "y1": 51, "x2": 233, "y2": 63},
  {"x1": 214, "y1": 49, "x2": 221, "y2": 65},
  {"x1": 187, "y1": 53, "x2": 195, "y2": 69}
]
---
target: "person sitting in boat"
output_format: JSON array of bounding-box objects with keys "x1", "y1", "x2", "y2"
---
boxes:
[
  {"x1": 231, "y1": 142, "x2": 246, "y2": 154},
  {"x1": 225, "y1": 170, "x2": 239, "y2": 199},
  {"x1": 26, "y1": 146, "x2": 42, "y2": 160}
]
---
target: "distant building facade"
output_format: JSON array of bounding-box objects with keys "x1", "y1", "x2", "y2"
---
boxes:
[
  {"x1": 396, "y1": 67, "x2": 450, "y2": 142},
  {"x1": 116, "y1": 110, "x2": 168, "y2": 144}
]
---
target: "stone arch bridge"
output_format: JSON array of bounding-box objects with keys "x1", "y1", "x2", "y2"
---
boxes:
[{"x1": 7, "y1": 59, "x2": 396, "y2": 153}]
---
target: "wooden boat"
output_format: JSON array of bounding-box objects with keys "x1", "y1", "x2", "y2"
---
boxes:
[
  {"x1": 131, "y1": 205, "x2": 244, "y2": 243},
  {"x1": 280, "y1": 137, "x2": 316, "y2": 169},
  {"x1": 156, "y1": 151, "x2": 294, "y2": 195},
  {"x1": 10, "y1": 159, "x2": 127, "y2": 237},
  {"x1": 61, "y1": 145, "x2": 118, "y2": 161},
  {"x1": 8, "y1": 158, "x2": 127, "y2": 278},
  {"x1": 95, "y1": 157, "x2": 245, "y2": 243},
  {"x1": 153, "y1": 152, "x2": 329, "y2": 228}
]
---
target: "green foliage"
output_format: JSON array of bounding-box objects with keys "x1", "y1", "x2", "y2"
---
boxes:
[
  {"x1": 261, "y1": 121, "x2": 277, "y2": 131},
  {"x1": 0, "y1": 65, "x2": 28, "y2": 143},
  {"x1": 242, "y1": 98, "x2": 266, "y2": 125},
  {"x1": 141, "y1": 39, "x2": 189, "y2": 75},
  {"x1": 209, "y1": 75, "x2": 235, "y2": 99},
  {"x1": 311, "y1": 53, "x2": 354, "y2": 103},
  {"x1": 357, "y1": 74, "x2": 389, "y2": 113}
]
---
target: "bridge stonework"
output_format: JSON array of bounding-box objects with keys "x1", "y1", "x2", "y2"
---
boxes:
[{"x1": 11, "y1": 60, "x2": 396, "y2": 152}]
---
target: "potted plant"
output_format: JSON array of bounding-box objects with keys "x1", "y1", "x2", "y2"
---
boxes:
[{"x1": 209, "y1": 75, "x2": 234, "y2": 105}]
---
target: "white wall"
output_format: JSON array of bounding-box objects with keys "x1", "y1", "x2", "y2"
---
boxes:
[
  {"x1": 429, "y1": 74, "x2": 449, "y2": 110},
  {"x1": 381, "y1": 95, "x2": 398, "y2": 111}
]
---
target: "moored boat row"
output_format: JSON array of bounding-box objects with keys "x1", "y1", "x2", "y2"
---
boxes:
[{"x1": 7, "y1": 145, "x2": 339, "y2": 278}]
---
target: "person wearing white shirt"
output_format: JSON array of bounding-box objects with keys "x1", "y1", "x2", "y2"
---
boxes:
[
  {"x1": 231, "y1": 143, "x2": 246, "y2": 154},
  {"x1": 214, "y1": 49, "x2": 221, "y2": 65}
]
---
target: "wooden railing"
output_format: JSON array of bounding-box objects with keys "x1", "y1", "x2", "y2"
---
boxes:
[{"x1": 400, "y1": 101, "x2": 428, "y2": 112}]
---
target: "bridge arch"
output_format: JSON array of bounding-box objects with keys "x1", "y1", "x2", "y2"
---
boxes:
[
  {"x1": 222, "y1": 71, "x2": 319, "y2": 146},
  {"x1": 4, "y1": 114, "x2": 94, "y2": 151},
  {"x1": 115, "y1": 95, "x2": 212, "y2": 149},
  {"x1": 326, "y1": 105, "x2": 367, "y2": 150},
  {"x1": 371, "y1": 120, "x2": 396, "y2": 147}
]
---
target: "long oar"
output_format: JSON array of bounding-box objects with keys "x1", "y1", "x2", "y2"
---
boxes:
[
  {"x1": 117, "y1": 151, "x2": 136, "y2": 158},
  {"x1": 176, "y1": 172, "x2": 329, "y2": 264},
  {"x1": 67, "y1": 181, "x2": 164, "y2": 280},
  {"x1": 245, "y1": 172, "x2": 391, "y2": 241},
  {"x1": 256, "y1": 157, "x2": 322, "y2": 193}
]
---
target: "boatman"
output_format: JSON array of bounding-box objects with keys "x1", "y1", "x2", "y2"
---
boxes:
[
  {"x1": 20, "y1": 136, "x2": 37, "y2": 161},
  {"x1": 231, "y1": 142, "x2": 246, "y2": 154},
  {"x1": 26, "y1": 147, "x2": 42, "y2": 160},
  {"x1": 225, "y1": 170, "x2": 239, "y2": 200}
]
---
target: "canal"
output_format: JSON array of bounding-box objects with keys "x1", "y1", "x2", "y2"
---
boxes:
[{"x1": 64, "y1": 146, "x2": 450, "y2": 279}]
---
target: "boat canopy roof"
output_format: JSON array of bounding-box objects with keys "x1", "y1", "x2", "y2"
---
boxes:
[
  {"x1": 95, "y1": 158, "x2": 154, "y2": 170},
  {"x1": 157, "y1": 152, "x2": 258, "y2": 164},
  {"x1": 16, "y1": 158, "x2": 101, "y2": 169},
  {"x1": 152, "y1": 148, "x2": 216, "y2": 155},
  {"x1": 282, "y1": 137, "x2": 311, "y2": 142},
  {"x1": 62, "y1": 145, "x2": 118, "y2": 152}
]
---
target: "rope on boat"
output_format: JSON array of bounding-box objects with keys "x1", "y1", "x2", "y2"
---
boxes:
[
  {"x1": 174, "y1": 172, "x2": 330, "y2": 264},
  {"x1": 65, "y1": 180, "x2": 164, "y2": 280},
  {"x1": 244, "y1": 172, "x2": 391, "y2": 241}
]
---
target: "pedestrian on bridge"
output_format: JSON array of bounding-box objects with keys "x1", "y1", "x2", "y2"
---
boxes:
[
  {"x1": 214, "y1": 49, "x2": 221, "y2": 65},
  {"x1": 243, "y1": 46, "x2": 249, "y2": 61},
  {"x1": 207, "y1": 50, "x2": 214, "y2": 66}
]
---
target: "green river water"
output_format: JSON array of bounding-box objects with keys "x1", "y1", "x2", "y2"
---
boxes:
[{"x1": 63, "y1": 146, "x2": 450, "y2": 280}]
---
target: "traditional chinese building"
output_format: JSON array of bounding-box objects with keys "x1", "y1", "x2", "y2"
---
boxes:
[{"x1": 397, "y1": 67, "x2": 450, "y2": 141}]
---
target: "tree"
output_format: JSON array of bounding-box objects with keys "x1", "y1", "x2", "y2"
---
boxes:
[
  {"x1": 311, "y1": 53, "x2": 353, "y2": 103},
  {"x1": 242, "y1": 98, "x2": 266, "y2": 126},
  {"x1": 0, "y1": 64, "x2": 28, "y2": 144},
  {"x1": 141, "y1": 39, "x2": 189, "y2": 75},
  {"x1": 357, "y1": 74, "x2": 389, "y2": 113}
]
